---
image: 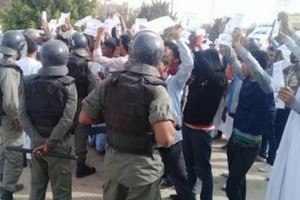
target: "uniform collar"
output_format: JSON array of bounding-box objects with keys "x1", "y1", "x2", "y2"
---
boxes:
[
  {"x1": 38, "y1": 65, "x2": 68, "y2": 76},
  {"x1": 124, "y1": 58, "x2": 160, "y2": 77},
  {"x1": 0, "y1": 58, "x2": 16, "y2": 66}
]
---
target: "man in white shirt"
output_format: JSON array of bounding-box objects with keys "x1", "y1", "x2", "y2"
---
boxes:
[
  {"x1": 93, "y1": 27, "x2": 130, "y2": 71},
  {"x1": 17, "y1": 37, "x2": 42, "y2": 75}
]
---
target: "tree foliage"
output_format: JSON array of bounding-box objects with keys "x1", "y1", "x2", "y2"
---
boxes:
[
  {"x1": 0, "y1": 0, "x2": 12, "y2": 12},
  {"x1": 137, "y1": 0, "x2": 176, "y2": 21},
  {"x1": 0, "y1": 0, "x2": 96, "y2": 32}
]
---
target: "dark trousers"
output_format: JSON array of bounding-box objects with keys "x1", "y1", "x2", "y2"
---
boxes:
[
  {"x1": 160, "y1": 142, "x2": 194, "y2": 200},
  {"x1": 161, "y1": 168, "x2": 173, "y2": 185},
  {"x1": 226, "y1": 137, "x2": 260, "y2": 200},
  {"x1": 74, "y1": 122, "x2": 89, "y2": 164},
  {"x1": 260, "y1": 107, "x2": 276, "y2": 165},
  {"x1": 182, "y1": 125, "x2": 213, "y2": 200},
  {"x1": 275, "y1": 108, "x2": 291, "y2": 148}
]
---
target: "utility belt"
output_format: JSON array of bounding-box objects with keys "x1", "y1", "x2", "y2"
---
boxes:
[
  {"x1": 107, "y1": 130, "x2": 156, "y2": 157},
  {"x1": 231, "y1": 130, "x2": 261, "y2": 148}
]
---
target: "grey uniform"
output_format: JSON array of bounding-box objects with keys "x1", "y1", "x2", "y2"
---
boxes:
[
  {"x1": 18, "y1": 39, "x2": 78, "y2": 200},
  {"x1": 0, "y1": 59, "x2": 23, "y2": 193},
  {"x1": 71, "y1": 54, "x2": 98, "y2": 165},
  {"x1": 81, "y1": 61, "x2": 174, "y2": 200},
  {"x1": 18, "y1": 75, "x2": 77, "y2": 200}
]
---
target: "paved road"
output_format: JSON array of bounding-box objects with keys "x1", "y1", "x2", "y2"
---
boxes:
[{"x1": 15, "y1": 137, "x2": 268, "y2": 200}]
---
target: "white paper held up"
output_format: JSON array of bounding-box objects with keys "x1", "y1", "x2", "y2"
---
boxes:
[
  {"x1": 217, "y1": 33, "x2": 232, "y2": 47},
  {"x1": 75, "y1": 16, "x2": 92, "y2": 27},
  {"x1": 48, "y1": 19, "x2": 58, "y2": 35},
  {"x1": 42, "y1": 11, "x2": 47, "y2": 21},
  {"x1": 218, "y1": 114, "x2": 234, "y2": 140},
  {"x1": 271, "y1": 20, "x2": 281, "y2": 39},
  {"x1": 180, "y1": 12, "x2": 201, "y2": 31},
  {"x1": 140, "y1": 16, "x2": 176, "y2": 34},
  {"x1": 132, "y1": 18, "x2": 148, "y2": 33},
  {"x1": 83, "y1": 19, "x2": 104, "y2": 37},
  {"x1": 272, "y1": 61, "x2": 286, "y2": 109},
  {"x1": 224, "y1": 13, "x2": 244, "y2": 34},
  {"x1": 57, "y1": 12, "x2": 71, "y2": 27}
]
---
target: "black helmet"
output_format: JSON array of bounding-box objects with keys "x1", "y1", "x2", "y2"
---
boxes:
[
  {"x1": 70, "y1": 32, "x2": 88, "y2": 49},
  {"x1": 70, "y1": 32, "x2": 88, "y2": 57},
  {"x1": 129, "y1": 30, "x2": 164, "y2": 66},
  {"x1": 39, "y1": 40, "x2": 69, "y2": 76},
  {"x1": 0, "y1": 30, "x2": 26, "y2": 55}
]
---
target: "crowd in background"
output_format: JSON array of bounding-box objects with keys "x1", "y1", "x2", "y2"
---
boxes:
[{"x1": 0, "y1": 9, "x2": 299, "y2": 200}]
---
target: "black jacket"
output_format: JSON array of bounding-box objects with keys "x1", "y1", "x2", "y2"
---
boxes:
[{"x1": 183, "y1": 49, "x2": 228, "y2": 125}]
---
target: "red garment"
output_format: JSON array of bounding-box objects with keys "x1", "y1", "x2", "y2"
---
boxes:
[{"x1": 169, "y1": 64, "x2": 179, "y2": 75}]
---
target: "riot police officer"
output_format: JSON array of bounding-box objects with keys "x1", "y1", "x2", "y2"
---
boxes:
[
  {"x1": 67, "y1": 32, "x2": 98, "y2": 178},
  {"x1": 19, "y1": 39, "x2": 77, "y2": 200},
  {"x1": 79, "y1": 30, "x2": 176, "y2": 200},
  {"x1": 0, "y1": 30, "x2": 26, "y2": 200}
]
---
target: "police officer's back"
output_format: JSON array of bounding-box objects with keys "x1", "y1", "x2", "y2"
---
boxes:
[
  {"x1": 19, "y1": 40, "x2": 77, "y2": 200},
  {"x1": 0, "y1": 30, "x2": 26, "y2": 200},
  {"x1": 67, "y1": 32, "x2": 97, "y2": 99},
  {"x1": 67, "y1": 32, "x2": 98, "y2": 178},
  {"x1": 79, "y1": 30, "x2": 176, "y2": 200}
]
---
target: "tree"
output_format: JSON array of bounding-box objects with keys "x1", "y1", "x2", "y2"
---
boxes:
[
  {"x1": 137, "y1": 0, "x2": 176, "y2": 21},
  {"x1": 0, "y1": 0, "x2": 96, "y2": 32},
  {"x1": 0, "y1": 0, "x2": 12, "y2": 12}
]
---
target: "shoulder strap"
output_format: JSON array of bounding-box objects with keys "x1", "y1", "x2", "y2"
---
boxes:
[
  {"x1": 69, "y1": 52, "x2": 90, "y2": 66},
  {"x1": 57, "y1": 75, "x2": 75, "y2": 85},
  {"x1": 0, "y1": 60, "x2": 23, "y2": 75},
  {"x1": 110, "y1": 71, "x2": 126, "y2": 84},
  {"x1": 143, "y1": 75, "x2": 166, "y2": 88},
  {"x1": 24, "y1": 74, "x2": 39, "y2": 84},
  {"x1": 75, "y1": 56, "x2": 89, "y2": 67}
]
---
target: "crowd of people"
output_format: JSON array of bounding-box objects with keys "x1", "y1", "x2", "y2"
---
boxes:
[{"x1": 0, "y1": 9, "x2": 299, "y2": 200}]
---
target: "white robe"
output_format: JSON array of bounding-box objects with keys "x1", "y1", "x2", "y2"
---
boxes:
[{"x1": 265, "y1": 89, "x2": 300, "y2": 200}]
